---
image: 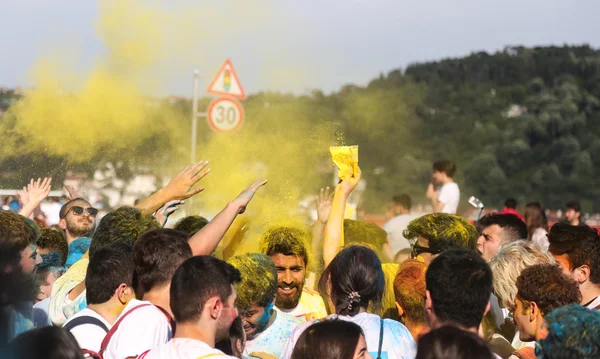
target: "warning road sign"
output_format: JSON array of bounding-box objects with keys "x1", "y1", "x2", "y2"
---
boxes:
[
  {"x1": 207, "y1": 59, "x2": 246, "y2": 99},
  {"x1": 206, "y1": 97, "x2": 245, "y2": 133}
]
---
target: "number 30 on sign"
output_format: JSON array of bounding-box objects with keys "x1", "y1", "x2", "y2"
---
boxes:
[{"x1": 207, "y1": 97, "x2": 245, "y2": 133}]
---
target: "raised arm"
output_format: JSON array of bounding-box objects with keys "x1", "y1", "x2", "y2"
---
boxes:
[
  {"x1": 311, "y1": 186, "x2": 333, "y2": 270},
  {"x1": 135, "y1": 161, "x2": 210, "y2": 215},
  {"x1": 188, "y1": 180, "x2": 267, "y2": 256},
  {"x1": 18, "y1": 177, "x2": 52, "y2": 218},
  {"x1": 323, "y1": 167, "x2": 361, "y2": 267}
]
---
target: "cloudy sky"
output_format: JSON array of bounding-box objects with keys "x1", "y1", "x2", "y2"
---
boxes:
[{"x1": 1, "y1": 0, "x2": 599, "y2": 96}]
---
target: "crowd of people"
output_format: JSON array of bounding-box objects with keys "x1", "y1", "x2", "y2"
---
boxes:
[{"x1": 1, "y1": 159, "x2": 600, "y2": 359}]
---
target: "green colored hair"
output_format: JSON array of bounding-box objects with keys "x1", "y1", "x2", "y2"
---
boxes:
[
  {"x1": 259, "y1": 226, "x2": 310, "y2": 266},
  {"x1": 227, "y1": 253, "x2": 277, "y2": 309},
  {"x1": 403, "y1": 213, "x2": 478, "y2": 252}
]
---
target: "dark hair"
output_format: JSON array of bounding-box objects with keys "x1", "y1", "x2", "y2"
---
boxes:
[
  {"x1": 0, "y1": 210, "x2": 37, "y2": 255},
  {"x1": 86, "y1": 242, "x2": 134, "y2": 305},
  {"x1": 5, "y1": 326, "x2": 83, "y2": 359},
  {"x1": 344, "y1": 219, "x2": 388, "y2": 254},
  {"x1": 291, "y1": 320, "x2": 364, "y2": 359},
  {"x1": 215, "y1": 316, "x2": 245, "y2": 357},
  {"x1": 259, "y1": 227, "x2": 310, "y2": 267},
  {"x1": 524, "y1": 202, "x2": 548, "y2": 239},
  {"x1": 516, "y1": 264, "x2": 581, "y2": 315},
  {"x1": 227, "y1": 253, "x2": 277, "y2": 309},
  {"x1": 318, "y1": 245, "x2": 385, "y2": 316},
  {"x1": 59, "y1": 198, "x2": 91, "y2": 219},
  {"x1": 477, "y1": 213, "x2": 527, "y2": 243},
  {"x1": 170, "y1": 256, "x2": 241, "y2": 323},
  {"x1": 89, "y1": 206, "x2": 160, "y2": 257},
  {"x1": 133, "y1": 229, "x2": 192, "y2": 295},
  {"x1": 547, "y1": 223, "x2": 600, "y2": 284},
  {"x1": 538, "y1": 304, "x2": 600, "y2": 359},
  {"x1": 565, "y1": 201, "x2": 581, "y2": 213},
  {"x1": 504, "y1": 198, "x2": 517, "y2": 209},
  {"x1": 394, "y1": 259, "x2": 427, "y2": 325},
  {"x1": 404, "y1": 214, "x2": 478, "y2": 252},
  {"x1": 433, "y1": 160, "x2": 456, "y2": 177},
  {"x1": 174, "y1": 215, "x2": 209, "y2": 236},
  {"x1": 426, "y1": 249, "x2": 493, "y2": 329},
  {"x1": 37, "y1": 228, "x2": 68, "y2": 266},
  {"x1": 416, "y1": 326, "x2": 494, "y2": 359},
  {"x1": 393, "y1": 194, "x2": 412, "y2": 211}
]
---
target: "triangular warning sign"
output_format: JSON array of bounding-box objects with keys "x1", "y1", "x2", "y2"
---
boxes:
[{"x1": 207, "y1": 59, "x2": 246, "y2": 99}]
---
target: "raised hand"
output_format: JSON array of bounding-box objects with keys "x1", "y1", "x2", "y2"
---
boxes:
[
  {"x1": 163, "y1": 161, "x2": 211, "y2": 201},
  {"x1": 316, "y1": 186, "x2": 334, "y2": 224},
  {"x1": 337, "y1": 165, "x2": 362, "y2": 197},
  {"x1": 27, "y1": 177, "x2": 52, "y2": 207},
  {"x1": 154, "y1": 200, "x2": 184, "y2": 227},
  {"x1": 17, "y1": 185, "x2": 30, "y2": 206},
  {"x1": 64, "y1": 185, "x2": 82, "y2": 200},
  {"x1": 231, "y1": 180, "x2": 268, "y2": 214}
]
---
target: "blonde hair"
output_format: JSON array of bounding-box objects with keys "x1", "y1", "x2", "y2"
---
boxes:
[{"x1": 489, "y1": 240, "x2": 555, "y2": 308}]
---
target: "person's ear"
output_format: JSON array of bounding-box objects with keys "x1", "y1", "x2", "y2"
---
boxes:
[
  {"x1": 58, "y1": 218, "x2": 67, "y2": 230},
  {"x1": 395, "y1": 302, "x2": 404, "y2": 318},
  {"x1": 116, "y1": 284, "x2": 131, "y2": 304},
  {"x1": 425, "y1": 290, "x2": 433, "y2": 315},
  {"x1": 575, "y1": 265, "x2": 590, "y2": 284},
  {"x1": 529, "y1": 301, "x2": 540, "y2": 322},
  {"x1": 483, "y1": 301, "x2": 491, "y2": 316},
  {"x1": 207, "y1": 297, "x2": 223, "y2": 320}
]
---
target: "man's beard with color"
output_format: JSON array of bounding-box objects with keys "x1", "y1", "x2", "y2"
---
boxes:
[
  {"x1": 66, "y1": 217, "x2": 94, "y2": 237},
  {"x1": 275, "y1": 281, "x2": 304, "y2": 309}
]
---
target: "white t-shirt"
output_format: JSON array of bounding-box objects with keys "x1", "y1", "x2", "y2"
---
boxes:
[
  {"x1": 33, "y1": 297, "x2": 52, "y2": 328},
  {"x1": 243, "y1": 311, "x2": 302, "y2": 358},
  {"x1": 276, "y1": 288, "x2": 328, "y2": 322},
  {"x1": 103, "y1": 299, "x2": 174, "y2": 359},
  {"x1": 63, "y1": 308, "x2": 111, "y2": 352},
  {"x1": 586, "y1": 296, "x2": 600, "y2": 310},
  {"x1": 438, "y1": 182, "x2": 460, "y2": 214},
  {"x1": 139, "y1": 338, "x2": 236, "y2": 359},
  {"x1": 280, "y1": 312, "x2": 415, "y2": 359},
  {"x1": 383, "y1": 214, "x2": 418, "y2": 255}
]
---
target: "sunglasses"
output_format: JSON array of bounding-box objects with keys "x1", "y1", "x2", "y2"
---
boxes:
[
  {"x1": 66, "y1": 206, "x2": 98, "y2": 217},
  {"x1": 411, "y1": 244, "x2": 442, "y2": 259}
]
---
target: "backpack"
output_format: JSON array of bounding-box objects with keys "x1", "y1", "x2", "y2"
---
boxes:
[{"x1": 68, "y1": 304, "x2": 175, "y2": 359}]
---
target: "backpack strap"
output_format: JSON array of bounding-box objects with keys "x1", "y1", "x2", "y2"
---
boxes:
[
  {"x1": 377, "y1": 317, "x2": 384, "y2": 359},
  {"x1": 137, "y1": 350, "x2": 151, "y2": 359},
  {"x1": 154, "y1": 305, "x2": 176, "y2": 334},
  {"x1": 64, "y1": 315, "x2": 109, "y2": 334},
  {"x1": 99, "y1": 304, "x2": 152, "y2": 357}
]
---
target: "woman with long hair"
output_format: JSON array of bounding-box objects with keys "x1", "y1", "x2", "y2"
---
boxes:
[
  {"x1": 523, "y1": 202, "x2": 549, "y2": 251},
  {"x1": 280, "y1": 245, "x2": 415, "y2": 359},
  {"x1": 291, "y1": 320, "x2": 372, "y2": 359}
]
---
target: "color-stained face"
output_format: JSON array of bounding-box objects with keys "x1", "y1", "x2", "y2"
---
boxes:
[
  {"x1": 513, "y1": 298, "x2": 536, "y2": 342},
  {"x1": 216, "y1": 286, "x2": 239, "y2": 341},
  {"x1": 239, "y1": 302, "x2": 273, "y2": 339},
  {"x1": 270, "y1": 253, "x2": 305, "y2": 309},
  {"x1": 20, "y1": 244, "x2": 41, "y2": 275},
  {"x1": 552, "y1": 253, "x2": 576, "y2": 280},
  {"x1": 36, "y1": 271, "x2": 57, "y2": 303},
  {"x1": 477, "y1": 224, "x2": 503, "y2": 262}
]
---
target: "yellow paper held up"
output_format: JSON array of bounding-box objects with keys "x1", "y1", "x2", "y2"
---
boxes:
[{"x1": 330, "y1": 145, "x2": 359, "y2": 179}]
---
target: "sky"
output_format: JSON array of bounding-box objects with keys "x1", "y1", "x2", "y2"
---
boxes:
[{"x1": 1, "y1": 0, "x2": 599, "y2": 97}]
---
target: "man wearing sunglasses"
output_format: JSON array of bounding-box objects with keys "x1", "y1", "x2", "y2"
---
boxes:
[
  {"x1": 58, "y1": 198, "x2": 98, "y2": 246},
  {"x1": 403, "y1": 213, "x2": 478, "y2": 265}
]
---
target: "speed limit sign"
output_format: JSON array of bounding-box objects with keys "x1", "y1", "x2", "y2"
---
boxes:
[{"x1": 206, "y1": 97, "x2": 245, "y2": 133}]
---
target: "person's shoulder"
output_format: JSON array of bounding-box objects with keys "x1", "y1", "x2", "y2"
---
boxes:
[
  {"x1": 278, "y1": 311, "x2": 304, "y2": 326},
  {"x1": 383, "y1": 318, "x2": 414, "y2": 340},
  {"x1": 302, "y1": 287, "x2": 320, "y2": 297}
]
